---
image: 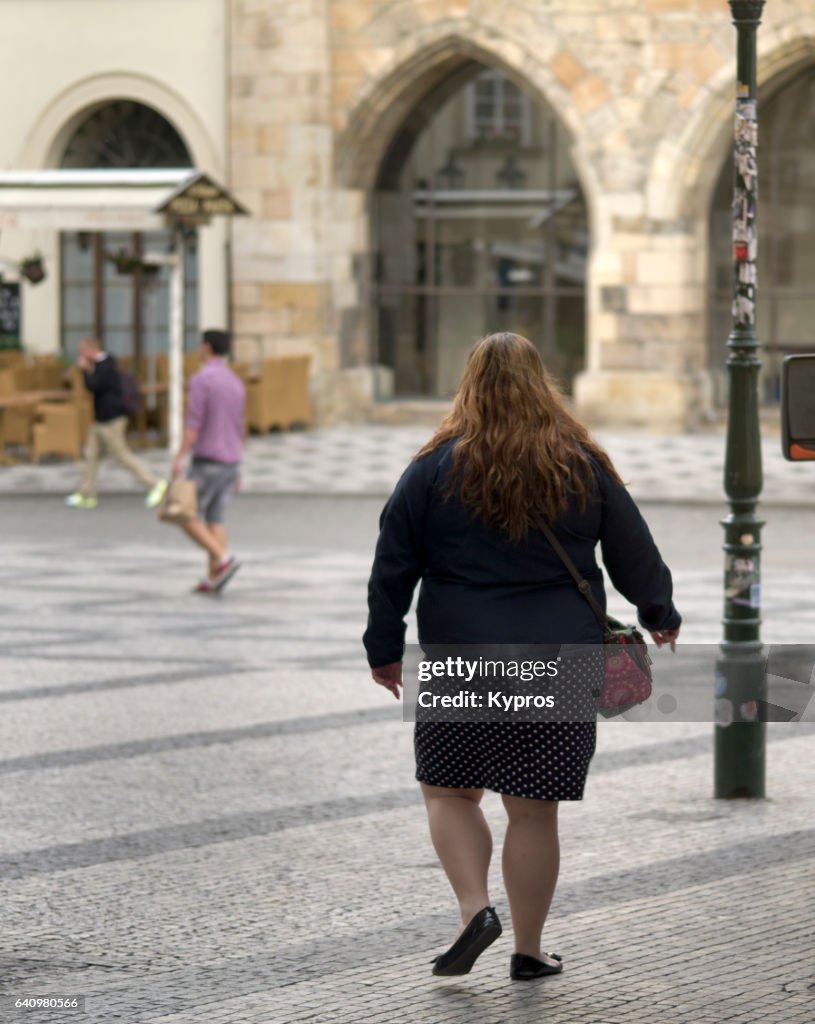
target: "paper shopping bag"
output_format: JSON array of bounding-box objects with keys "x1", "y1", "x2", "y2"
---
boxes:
[{"x1": 158, "y1": 478, "x2": 197, "y2": 524}]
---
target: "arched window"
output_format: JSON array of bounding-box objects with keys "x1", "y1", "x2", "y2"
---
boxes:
[
  {"x1": 708, "y1": 67, "x2": 815, "y2": 403},
  {"x1": 59, "y1": 101, "x2": 198, "y2": 366},
  {"x1": 372, "y1": 65, "x2": 588, "y2": 397},
  {"x1": 60, "y1": 100, "x2": 191, "y2": 169}
]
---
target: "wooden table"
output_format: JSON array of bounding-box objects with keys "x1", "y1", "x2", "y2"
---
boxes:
[{"x1": 0, "y1": 389, "x2": 72, "y2": 407}]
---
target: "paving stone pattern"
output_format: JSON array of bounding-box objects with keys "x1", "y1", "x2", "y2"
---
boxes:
[
  {"x1": 0, "y1": 526, "x2": 813, "y2": 1023},
  {"x1": 2, "y1": 425, "x2": 814, "y2": 506}
]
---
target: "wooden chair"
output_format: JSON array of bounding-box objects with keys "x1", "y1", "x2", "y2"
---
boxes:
[
  {"x1": 246, "y1": 355, "x2": 313, "y2": 433},
  {"x1": 0, "y1": 369, "x2": 32, "y2": 453},
  {"x1": 2, "y1": 404, "x2": 36, "y2": 451},
  {"x1": 0, "y1": 367, "x2": 36, "y2": 451},
  {"x1": 231, "y1": 362, "x2": 253, "y2": 386},
  {"x1": 277, "y1": 356, "x2": 313, "y2": 428},
  {"x1": 33, "y1": 360, "x2": 66, "y2": 391},
  {"x1": 12, "y1": 365, "x2": 38, "y2": 391},
  {"x1": 246, "y1": 358, "x2": 283, "y2": 433},
  {"x1": 31, "y1": 402, "x2": 88, "y2": 462},
  {"x1": 29, "y1": 366, "x2": 91, "y2": 461},
  {"x1": 67, "y1": 364, "x2": 87, "y2": 398}
]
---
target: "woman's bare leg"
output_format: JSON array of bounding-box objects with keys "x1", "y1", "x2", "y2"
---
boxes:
[
  {"x1": 420, "y1": 783, "x2": 492, "y2": 930},
  {"x1": 501, "y1": 794, "x2": 561, "y2": 963}
]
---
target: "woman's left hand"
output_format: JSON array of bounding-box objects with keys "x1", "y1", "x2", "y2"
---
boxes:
[
  {"x1": 371, "y1": 662, "x2": 403, "y2": 700},
  {"x1": 649, "y1": 628, "x2": 679, "y2": 652}
]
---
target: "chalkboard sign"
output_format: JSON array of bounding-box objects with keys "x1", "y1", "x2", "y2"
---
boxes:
[{"x1": 0, "y1": 282, "x2": 21, "y2": 349}]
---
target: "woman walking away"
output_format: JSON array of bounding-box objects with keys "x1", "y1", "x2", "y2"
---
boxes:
[{"x1": 363, "y1": 333, "x2": 680, "y2": 981}]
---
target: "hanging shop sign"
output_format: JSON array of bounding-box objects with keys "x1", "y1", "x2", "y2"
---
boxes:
[{"x1": 157, "y1": 173, "x2": 248, "y2": 225}]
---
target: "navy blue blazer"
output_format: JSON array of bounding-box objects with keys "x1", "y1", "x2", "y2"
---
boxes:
[{"x1": 363, "y1": 440, "x2": 681, "y2": 668}]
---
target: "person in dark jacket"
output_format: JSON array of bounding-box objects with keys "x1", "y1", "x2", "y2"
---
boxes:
[
  {"x1": 363, "y1": 332, "x2": 680, "y2": 981},
  {"x1": 65, "y1": 336, "x2": 166, "y2": 509}
]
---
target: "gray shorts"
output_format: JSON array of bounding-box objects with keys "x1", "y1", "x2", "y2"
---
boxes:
[{"x1": 188, "y1": 458, "x2": 239, "y2": 524}]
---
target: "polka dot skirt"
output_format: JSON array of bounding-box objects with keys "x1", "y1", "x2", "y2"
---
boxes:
[
  {"x1": 415, "y1": 720, "x2": 596, "y2": 801},
  {"x1": 413, "y1": 651, "x2": 602, "y2": 801}
]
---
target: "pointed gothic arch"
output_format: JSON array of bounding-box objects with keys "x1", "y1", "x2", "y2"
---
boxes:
[
  {"x1": 707, "y1": 58, "x2": 815, "y2": 404},
  {"x1": 349, "y1": 38, "x2": 593, "y2": 397},
  {"x1": 334, "y1": 28, "x2": 600, "y2": 216},
  {"x1": 648, "y1": 27, "x2": 815, "y2": 225}
]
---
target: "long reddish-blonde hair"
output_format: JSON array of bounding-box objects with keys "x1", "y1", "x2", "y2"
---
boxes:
[{"x1": 416, "y1": 332, "x2": 622, "y2": 541}]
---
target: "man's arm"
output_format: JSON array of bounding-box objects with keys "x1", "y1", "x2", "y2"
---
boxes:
[
  {"x1": 172, "y1": 424, "x2": 198, "y2": 479},
  {"x1": 172, "y1": 376, "x2": 203, "y2": 477},
  {"x1": 80, "y1": 356, "x2": 106, "y2": 393}
]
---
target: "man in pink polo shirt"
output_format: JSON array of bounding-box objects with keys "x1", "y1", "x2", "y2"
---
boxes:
[{"x1": 171, "y1": 329, "x2": 246, "y2": 593}]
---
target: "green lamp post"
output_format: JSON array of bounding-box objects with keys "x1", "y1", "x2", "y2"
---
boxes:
[{"x1": 715, "y1": 0, "x2": 766, "y2": 799}]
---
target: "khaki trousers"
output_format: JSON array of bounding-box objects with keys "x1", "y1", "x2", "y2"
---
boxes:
[{"x1": 80, "y1": 416, "x2": 157, "y2": 499}]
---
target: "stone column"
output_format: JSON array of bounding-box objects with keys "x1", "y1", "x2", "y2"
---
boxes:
[
  {"x1": 575, "y1": 206, "x2": 711, "y2": 431},
  {"x1": 229, "y1": 0, "x2": 378, "y2": 422}
]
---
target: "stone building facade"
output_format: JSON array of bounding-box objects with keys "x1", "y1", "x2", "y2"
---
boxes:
[
  {"x1": 2, "y1": 1, "x2": 814, "y2": 429},
  {"x1": 227, "y1": 0, "x2": 815, "y2": 428}
]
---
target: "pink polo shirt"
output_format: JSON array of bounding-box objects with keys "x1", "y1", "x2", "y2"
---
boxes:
[{"x1": 185, "y1": 359, "x2": 245, "y2": 464}]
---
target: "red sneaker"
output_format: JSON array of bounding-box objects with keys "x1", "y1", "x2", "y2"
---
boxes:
[{"x1": 212, "y1": 556, "x2": 241, "y2": 593}]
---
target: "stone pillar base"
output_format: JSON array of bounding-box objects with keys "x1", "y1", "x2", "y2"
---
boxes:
[
  {"x1": 573, "y1": 370, "x2": 711, "y2": 433},
  {"x1": 311, "y1": 365, "x2": 395, "y2": 425}
]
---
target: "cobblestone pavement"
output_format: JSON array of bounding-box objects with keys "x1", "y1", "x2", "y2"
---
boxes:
[
  {"x1": 0, "y1": 499, "x2": 813, "y2": 1024},
  {"x1": 2, "y1": 422, "x2": 814, "y2": 505}
]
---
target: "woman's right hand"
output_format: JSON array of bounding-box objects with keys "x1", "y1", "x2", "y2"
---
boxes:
[
  {"x1": 371, "y1": 662, "x2": 403, "y2": 700},
  {"x1": 649, "y1": 628, "x2": 679, "y2": 652}
]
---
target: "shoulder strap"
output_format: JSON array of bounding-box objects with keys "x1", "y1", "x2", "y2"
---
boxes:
[{"x1": 539, "y1": 520, "x2": 611, "y2": 636}]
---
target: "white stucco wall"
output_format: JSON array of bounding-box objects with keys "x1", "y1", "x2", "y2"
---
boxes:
[{"x1": 0, "y1": 0, "x2": 228, "y2": 351}]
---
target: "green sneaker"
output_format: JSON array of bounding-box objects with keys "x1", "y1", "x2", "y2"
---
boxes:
[
  {"x1": 145, "y1": 479, "x2": 168, "y2": 509},
  {"x1": 64, "y1": 492, "x2": 97, "y2": 509}
]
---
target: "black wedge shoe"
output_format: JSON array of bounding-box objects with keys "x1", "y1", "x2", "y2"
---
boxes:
[
  {"x1": 509, "y1": 952, "x2": 564, "y2": 980},
  {"x1": 431, "y1": 907, "x2": 503, "y2": 976}
]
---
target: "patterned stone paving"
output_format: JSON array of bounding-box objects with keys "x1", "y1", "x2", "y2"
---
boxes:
[
  {"x1": 0, "y1": 498, "x2": 813, "y2": 1023},
  {"x1": 2, "y1": 424, "x2": 813, "y2": 505}
]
